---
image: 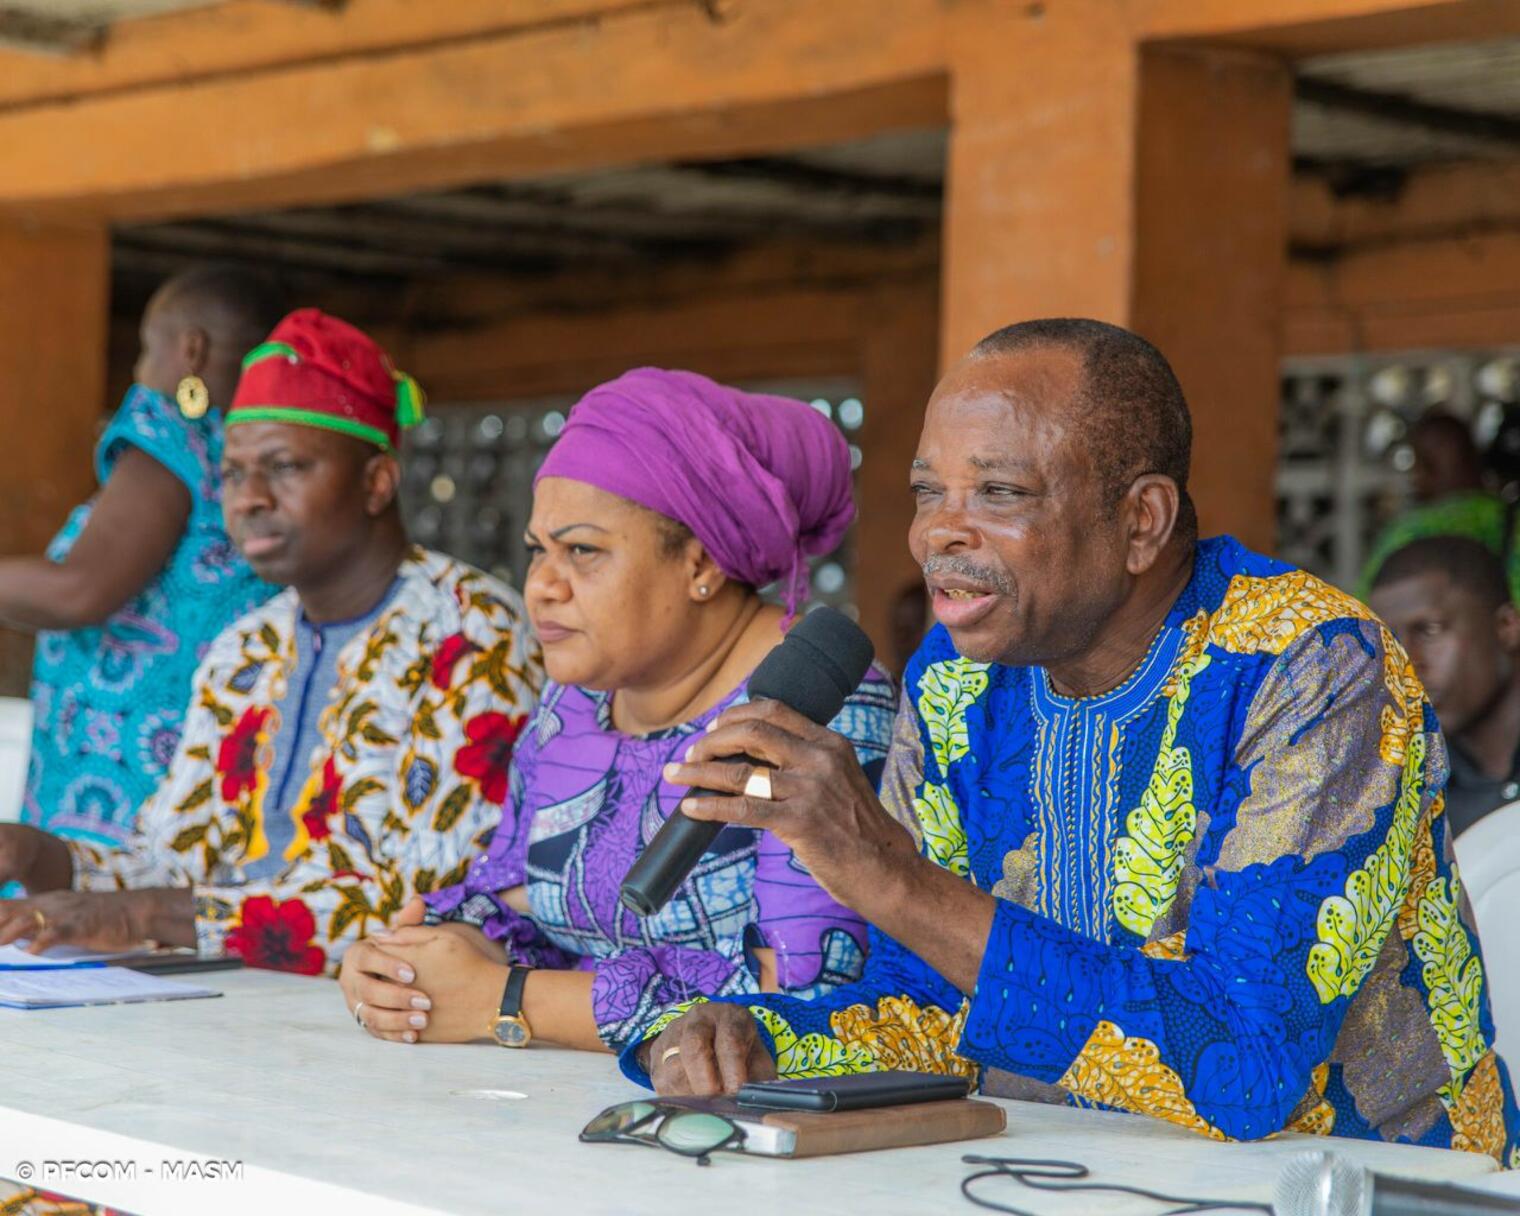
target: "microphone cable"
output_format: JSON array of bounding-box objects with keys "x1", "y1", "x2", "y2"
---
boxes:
[{"x1": 959, "y1": 1154, "x2": 1275, "y2": 1216}]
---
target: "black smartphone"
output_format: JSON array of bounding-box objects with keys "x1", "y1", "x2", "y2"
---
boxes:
[
  {"x1": 124, "y1": 955, "x2": 245, "y2": 976},
  {"x1": 736, "y1": 1070, "x2": 971, "y2": 1112}
]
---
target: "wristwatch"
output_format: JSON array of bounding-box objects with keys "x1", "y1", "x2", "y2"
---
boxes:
[{"x1": 489, "y1": 965, "x2": 533, "y2": 1048}]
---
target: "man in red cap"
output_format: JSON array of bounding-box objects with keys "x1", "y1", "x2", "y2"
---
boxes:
[{"x1": 0, "y1": 311, "x2": 543, "y2": 980}]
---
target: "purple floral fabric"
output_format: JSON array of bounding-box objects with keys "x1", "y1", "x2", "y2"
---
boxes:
[{"x1": 426, "y1": 666, "x2": 895, "y2": 1050}]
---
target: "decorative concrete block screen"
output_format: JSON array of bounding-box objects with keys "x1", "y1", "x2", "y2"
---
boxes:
[
  {"x1": 399, "y1": 381, "x2": 866, "y2": 621},
  {"x1": 1277, "y1": 350, "x2": 1520, "y2": 590}
]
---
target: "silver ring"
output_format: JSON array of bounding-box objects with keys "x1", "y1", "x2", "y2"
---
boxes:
[
  {"x1": 742, "y1": 768, "x2": 774, "y2": 800},
  {"x1": 354, "y1": 1001, "x2": 367, "y2": 1030},
  {"x1": 661, "y1": 1045, "x2": 683, "y2": 1064}
]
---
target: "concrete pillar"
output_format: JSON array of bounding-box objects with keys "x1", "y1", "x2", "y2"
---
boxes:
[
  {"x1": 0, "y1": 218, "x2": 111, "y2": 691},
  {"x1": 1130, "y1": 46, "x2": 1292, "y2": 555},
  {"x1": 856, "y1": 282, "x2": 940, "y2": 669},
  {"x1": 941, "y1": 1, "x2": 1291, "y2": 551}
]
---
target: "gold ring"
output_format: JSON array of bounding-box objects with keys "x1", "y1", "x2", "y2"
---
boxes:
[
  {"x1": 661, "y1": 1045, "x2": 683, "y2": 1063},
  {"x1": 31, "y1": 908, "x2": 46, "y2": 934},
  {"x1": 742, "y1": 768, "x2": 774, "y2": 800}
]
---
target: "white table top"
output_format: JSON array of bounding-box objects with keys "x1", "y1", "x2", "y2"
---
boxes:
[{"x1": 0, "y1": 968, "x2": 1501, "y2": 1215}]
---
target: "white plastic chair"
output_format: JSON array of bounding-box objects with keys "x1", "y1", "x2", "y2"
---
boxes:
[
  {"x1": 0, "y1": 697, "x2": 32, "y2": 824},
  {"x1": 1454, "y1": 801, "x2": 1520, "y2": 1068}
]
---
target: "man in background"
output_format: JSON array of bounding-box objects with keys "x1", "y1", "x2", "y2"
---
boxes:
[
  {"x1": 1370, "y1": 535, "x2": 1520, "y2": 840},
  {"x1": 889, "y1": 578, "x2": 929, "y2": 677},
  {"x1": 1410, "y1": 411, "x2": 1486, "y2": 505},
  {"x1": 0, "y1": 310, "x2": 541, "y2": 976}
]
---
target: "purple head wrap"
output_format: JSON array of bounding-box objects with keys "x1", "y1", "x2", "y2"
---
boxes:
[{"x1": 534, "y1": 368, "x2": 855, "y2": 618}]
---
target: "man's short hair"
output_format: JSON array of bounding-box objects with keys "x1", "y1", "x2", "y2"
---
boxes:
[
  {"x1": 163, "y1": 263, "x2": 287, "y2": 353},
  {"x1": 1371, "y1": 535, "x2": 1510, "y2": 609},
  {"x1": 971, "y1": 318, "x2": 1195, "y2": 537}
]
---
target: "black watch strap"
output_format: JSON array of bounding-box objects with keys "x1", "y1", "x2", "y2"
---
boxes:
[{"x1": 500, "y1": 965, "x2": 529, "y2": 1019}]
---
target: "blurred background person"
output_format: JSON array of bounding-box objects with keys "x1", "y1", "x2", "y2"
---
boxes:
[
  {"x1": 889, "y1": 578, "x2": 929, "y2": 678},
  {"x1": 1410, "y1": 410, "x2": 1487, "y2": 504},
  {"x1": 0, "y1": 265, "x2": 282, "y2": 849},
  {"x1": 1369, "y1": 535, "x2": 1520, "y2": 841},
  {"x1": 1361, "y1": 410, "x2": 1519, "y2": 603}
]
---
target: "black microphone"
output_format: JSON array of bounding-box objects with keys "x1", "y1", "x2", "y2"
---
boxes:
[
  {"x1": 1274, "y1": 1149, "x2": 1520, "y2": 1216},
  {"x1": 619, "y1": 605, "x2": 875, "y2": 918}
]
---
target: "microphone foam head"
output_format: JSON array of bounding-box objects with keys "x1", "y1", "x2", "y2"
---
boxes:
[
  {"x1": 1273, "y1": 1151, "x2": 1371, "y2": 1216},
  {"x1": 747, "y1": 606, "x2": 875, "y2": 725}
]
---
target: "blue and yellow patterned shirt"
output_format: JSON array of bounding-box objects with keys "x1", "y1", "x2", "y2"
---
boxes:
[{"x1": 625, "y1": 536, "x2": 1519, "y2": 1161}]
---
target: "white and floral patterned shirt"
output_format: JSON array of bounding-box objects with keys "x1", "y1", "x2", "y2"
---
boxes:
[{"x1": 66, "y1": 547, "x2": 543, "y2": 975}]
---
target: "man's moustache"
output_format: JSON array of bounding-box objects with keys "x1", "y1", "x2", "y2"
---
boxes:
[{"x1": 921, "y1": 557, "x2": 1012, "y2": 594}]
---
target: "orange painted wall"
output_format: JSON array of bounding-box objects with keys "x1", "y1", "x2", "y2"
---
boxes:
[
  {"x1": 1130, "y1": 46, "x2": 1292, "y2": 555},
  {"x1": 1286, "y1": 162, "x2": 1520, "y2": 355},
  {"x1": 0, "y1": 220, "x2": 111, "y2": 692},
  {"x1": 941, "y1": 4, "x2": 1291, "y2": 553}
]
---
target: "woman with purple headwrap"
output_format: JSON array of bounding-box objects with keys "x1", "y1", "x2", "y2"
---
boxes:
[{"x1": 339, "y1": 369, "x2": 895, "y2": 1053}]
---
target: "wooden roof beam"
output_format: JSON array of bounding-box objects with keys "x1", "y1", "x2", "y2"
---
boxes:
[
  {"x1": 0, "y1": 0, "x2": 948, "y2": 221},
  {"x1": 0, "y1": 1, "x2": 735, "y2": 110},
  {"x1": 115, "y1": 220, "x2": 452, "y2": 277},
  {"x1": 193, "y1": 204, "x2": 708, "y2": 264},
  {"x1": 371, "y1": 188, "x2": 779, "y2": 244},
  {"x1": 0, "y1": 0, "x2": 1502, "y2": 111}
]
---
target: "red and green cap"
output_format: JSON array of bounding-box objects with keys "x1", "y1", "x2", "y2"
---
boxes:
[{"x1": 228, "y1": 308, "x2": 425, "y2": 452}]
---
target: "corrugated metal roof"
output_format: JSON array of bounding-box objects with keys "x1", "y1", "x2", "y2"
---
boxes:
[
  {"x1": 1301, "y1": 39, "x2": 1520, "y2": 115},
  {"x1": 1294, "y1": 102, "x2": 1512, "y2": 166},
  {"x1": 6, "y1": 0, "x2": 215, "y2": 18},
  {"x1": 0, "y1": 1, "x2": 220, "y2": 51},
  {"x1": 1296, "y1": 37, "x2": 1520, "y2": 167}
]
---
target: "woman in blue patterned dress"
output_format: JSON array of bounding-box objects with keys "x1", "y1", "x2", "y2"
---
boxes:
[{"x1": 0, "y1": 266, "x2": 281, "y2": 849}]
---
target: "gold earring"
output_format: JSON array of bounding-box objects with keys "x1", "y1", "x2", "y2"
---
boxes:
[{"x1": 176, "y1": 375, "x2": 210, "y2": 420}]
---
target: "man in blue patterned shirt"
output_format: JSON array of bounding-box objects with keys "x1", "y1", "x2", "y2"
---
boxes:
[{"x1": 630, "y1": 318, "x2": 1519, "y2": 1160}]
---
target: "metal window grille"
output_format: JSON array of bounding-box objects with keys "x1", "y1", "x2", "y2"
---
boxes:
[
  {"x1": 1276, "y1": 350, "x2": 1520, "y2": 589},
  {"x1": 399, "y1": 380, "x2": 867, "y2": 619}
]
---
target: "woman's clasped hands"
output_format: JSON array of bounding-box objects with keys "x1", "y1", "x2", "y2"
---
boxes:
[{"x1": 340, "y1": 895, "x2": 510, "y2": 1044}]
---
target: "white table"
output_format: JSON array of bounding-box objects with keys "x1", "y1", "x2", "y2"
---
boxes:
[{"x1": 0, "y1": 969, "x2": 1501, "y2": 1215}]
